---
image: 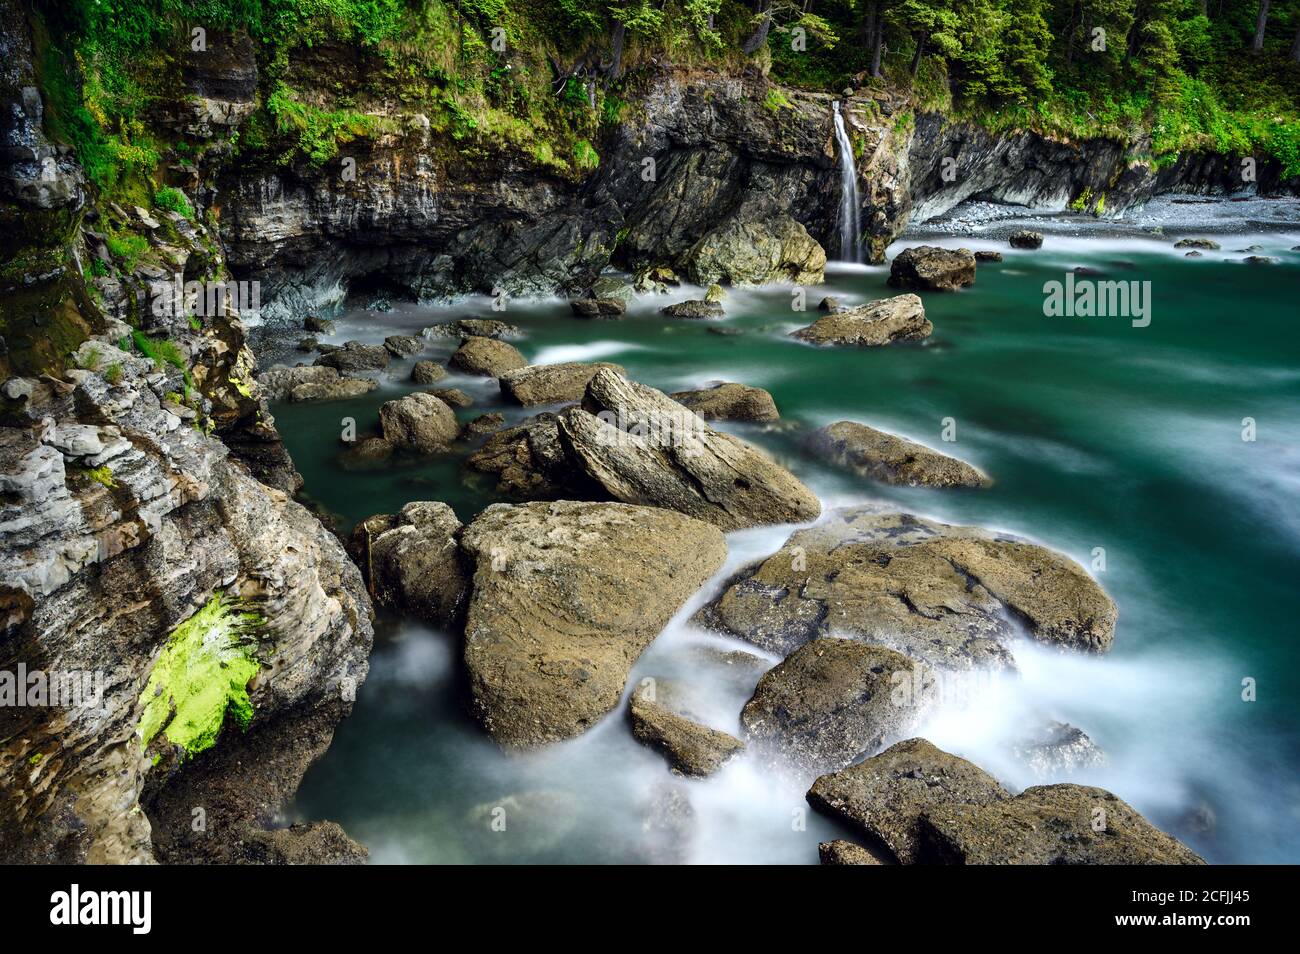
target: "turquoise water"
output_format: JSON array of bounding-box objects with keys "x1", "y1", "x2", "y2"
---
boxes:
[{"x1": 275, "y1": 227, "x2": 1300, "y2": 864}]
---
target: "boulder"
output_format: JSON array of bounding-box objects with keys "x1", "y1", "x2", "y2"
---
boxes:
[
  {"x1": 498, "y1": 361, "x2": 626, "y2": 406},
  {"x1": 289, "y1": 376, "x2": 378, "y2": 403},
  {"x1": 422, "y1": 318, "x2": 521, "y2": 339},
  {"x1": 296, "y1": 337, "x2": 317, "y2": 352},
  {"x1": 819, "y1": 840, "x2": 887, "y2": 865},
  {"x1": 974, "y1": 250, "x2": 1002, "y2": 262},
  {"x1": 790, "y1": 294, "x2": 932, "y2": 347},
  {"x1": 919, "y1": 784, "x2": 1205, "y2": 864},
  {"x1": 807, "y1": 738, "x2": 1009, "y2": 863},
  {"x1": 339, "y1": 435, "x2": 394, "y2": 470},
  {"x1": 256, "y1": 364, "x2": 337, "y2": 401},
  {"x1": 314, "y1": 340, "x2": 391, "y2": 372},
  {"x1": 556, "y1": 369, "x2": 821, "y2": 531},
  {"x1": 464, "y1": 412, "x2": 595, "y2": 500},
  {"x1": 1009, "y1": 230, "x2": 1044, "y2": 250},
  {"x1": 808, "y1": 421, "x2": 989, "y2": 488},
  {"x1": 411, "y1": 360, "x2": 447, "y2": 384},
  {"x1": 461, "y1": 412, "x2": 505, "y2": 440},
  {"x1": 1173, "y1": 238, "x2": 1220, "y2": 250},
  {"x1": 660, "y1": 299, "x2": 724, "y2": 320},
  {"x1": 459, "y1": 501, "x2": 728, "y2": 747},
  {"x1": 817, "y1": 296, "x2": 842, "y2": 312},
  {"x1": 704, "y1": 283, "x2": 726, "y2": 304},
  {"x1": 628, "y1": 678, "x2": 745, "y2": 777},
  {"x1": 450, "y1": 337, "x2": 527, "y2": 377},
  {"x1": 887, "y1": 246, "x2": 976, "y2": 291},
  {"x1": 383, "y1": 334, "x2": 424, "y2": 357},
  {"x1": 428, "y1": 387, "x2": 473, "y2": 408},
  {"x1": 740, "y1": 639, "x2": 928, "y2": 775},
  {"x1": 378, "y1": 392, "x2": 459, "y2": 453},
  {"x1": 684, "y1": 210, "x2": 826, "y2": 286},
  {"x1": 570, "y1": 298, "x2": 625, "y2": 318},
  {"x1": 670, "y1": 382, "x2": 780, "y2": 422},
  {"x1": 349, "y1": 502, "x2": 467, "y2": 626},
  {"x1": 589, "y1": 276, "x2": 636, "y2": 307},
  {"x1": 695, "y1": 506, "x2": 1117, "y2": 668},
  {"x1": 303, "y1": 315, "x2": 335, "y2": 334}
]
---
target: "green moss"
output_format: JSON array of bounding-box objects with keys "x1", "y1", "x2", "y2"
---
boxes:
[
  {"x1": 154, "y1": 186, "x2": 193, "y2": 219},
  {"x1": 763, "y1": 88, "x2": 793, "y2": 112},
  {"x1": 84, "y1": 464, "x2": 115, "y2": 488},
  {"x1": 137, "y1": 592, "x2": 262, "y2": 759}
]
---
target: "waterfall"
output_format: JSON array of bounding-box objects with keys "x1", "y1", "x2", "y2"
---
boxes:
[{"x1": 832, "y1": 101, "x2": 862, "y2": 263}]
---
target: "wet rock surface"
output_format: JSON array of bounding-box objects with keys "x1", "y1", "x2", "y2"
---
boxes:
[
  {"x1": 740, "y1": 639, "x2": 929, "y2": 775},
  {"x1": 791, "y1": 294, "x2": 932, "y2": 347},
  {"x1": 378, "y1": 392, "x2": 459, "y2": 453},
  {"x1": 556, "y1": 369, "x2": 821, "y2": 530},
  {"x1": 458, "y1": 501, "x2": 727, "y2": 748},
  {"x1": 808, "y1": 420, "x2": 989, "y2": 488},
  {"x1": 887, "y1": 245, "x2": 976, "y2": 291},
  {"x1": 670, "y1": 382, "x2": 780, "y2": 422},
  {"x1": 350, "y1": 501, "x2": 467, "y2": 627},
  {"x1": 498, "y1": 361, "x2": 626, "y2": 406},
  {"x1": 450, "y1": 336, "x2": 527, "y2": 377},
  {"x1": 696, "y1": 507, "x2": 1117, "y2": 667},
  {"x1": 628, "y1": 678, "x2": 745, "y2": 777}
]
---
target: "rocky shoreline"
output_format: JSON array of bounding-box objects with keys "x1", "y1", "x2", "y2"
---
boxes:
[{"x1": 0, "y1": 2, "x2": 1258, "y2": 865}]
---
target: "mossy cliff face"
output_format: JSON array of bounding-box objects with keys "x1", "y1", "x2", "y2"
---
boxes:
[{"x1": 0, "y1": 1, "x2": 373, "y2": 864}]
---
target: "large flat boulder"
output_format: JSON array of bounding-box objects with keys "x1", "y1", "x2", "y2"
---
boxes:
[
  {"x1": 740, "y1": 639, "x2": 928, "y2": 775},
  {"x1": 628, "y1": 678, "x2": 745, "y2": 777},
  {"x1": 919, "y1": 784, "x2": 1205, "y2": 865},
  {"x1": 498, "y1": 361, "x2": 625, "y2": 406},
  {"x1": 887, "y1": 245, "x2": 976, "y2": 291},
  {"x1": 556, "y1": 369, "x2": 820, "y2": 531},
  {"x1": 791, "y1": 294, "x2": 932, "y2": 347},
  {"x1": 695, "y1": 507, "x2": 1117, "y2": 668},
  {"x1": 670, "y1": 382, "x2": 779, "y2": 422},
  {"x1": 459, "y1": 502, "x2": 727, "y2": 748},
  {"x1": 314, "y1": 340, "x2": 391, "y2": 372},
  {"x1": 808, "y1": 421, "x2": 989, "y2": 488},
  {"x1": 807, "y1": 738, "x2": 1009, "y2": 863}
]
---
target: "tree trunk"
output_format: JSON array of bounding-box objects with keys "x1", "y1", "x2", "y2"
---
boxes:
[
  {"x1": 870, "y1": 3, "x2": 885, "y2": 77},
  {"x1": 1251, "y1": 0, "x2": 1270, "y2": 52},
  {"x1": 910, "y1": 35, "x2": 925, "y2": 77},
  {"x1": 743, "y1": 0, "x2": 773, "y2": 54},
  {"x1": 1064, "y1": 0, "x2": 1082, "y2": 65},
  {"x1": 1291, "y1": 19, "x2": 1300, "y2": 61},
  {"x1": 608, "y1": 21, "x2": 625, "y2": 82}
]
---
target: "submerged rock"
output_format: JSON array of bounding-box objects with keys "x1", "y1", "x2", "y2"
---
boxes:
[
  {"x1": 339, "y1": 435, "x2": 394, "y2": 470},
  {"x1": 790, "y1": 294, "x2": 932, "y2": 347},
  {"x1": 808, "y1": 420, "x2": 989, "y2": 487},
  {"x1": 919, "y1": 784, "x2": 1205, "y2": 864},
  {"x1": 1009, "y1": 230, "x2": 1044, "y2": 249},
  {"x1": 556, "y1": 369, "x2": 821, "y2": 531},
  {"x1": 498, "y1": 361, "x2": 626, "y2": 406},
  {"x1": 807, "y1": 738, "x2": 1009, "y2": 864},
  {"x1": 740, "y1": 639, "x2": 928, "y2": 775},
  {"x1": 314, "y1": 340, "x2": 391, "y2": 372},
  {"x1": 450, "y1": 336, "x2": 527, "y2": 377},
  {"x1": 1174, "y1": 238, "x2": 1220, "y2": 250},
  {"x1": 428, "y1": 387, "x2": 473, "y2": 408},
  {"x1": 628, "y1": 678, "x2": 745, "y2": 777},
  {"x1": 670, "y1": 382, "x2": 780, "y2": 422},
  {"x1": 695, "y1": 506, "x2": 1117, "y2": 668},
  {"x1": 459, "y1": 501, "x2": 727, "y2": 748},
  {"x1": 461, "y1": 412, "x2": 505, "y2": 440},
  {"x1": 350, "y1": 501, "x2": 467, "y2": 627},
  {"x1": 887, "y1": 245, "x2": 976, "y2": 291},
  {"x1": 289, "y1": 375, "x2": 378, "y2": 403},
  {"x1": 378, "y1": 392, "x2": 459, "y2": 453}
]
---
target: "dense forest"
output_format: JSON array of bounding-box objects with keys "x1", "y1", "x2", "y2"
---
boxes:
[{"x1": 34, "y1": 0, "x2": 1300, "y2": 206}]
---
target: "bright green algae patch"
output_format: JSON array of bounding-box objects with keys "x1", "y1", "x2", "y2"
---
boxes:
[{"x1": 137, "y1": 593, "x2": 262, "y2": 758}]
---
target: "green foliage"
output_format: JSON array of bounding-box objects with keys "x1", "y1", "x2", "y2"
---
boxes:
[
  {"x1": 105, "y1": 232, "x2": 150, "y2": 271},
  {"x1": 154, "y1": 186, "x2": 193, "y2": 218},
  {"x1": 131, "y1": 330, "x2": 187, "y2": 372},
  {"x1": 104, "y1": 362, "x2": 124, "y2": 385},
  {"x1": 84, "y1": 465, "x2": 116, "y2": 488},
  {"x1": 763, "y1": 87, "x2": 794, "y2": 112},
  {"x1": 572, "y1": 138, "x2": 600, "y2": 170}
]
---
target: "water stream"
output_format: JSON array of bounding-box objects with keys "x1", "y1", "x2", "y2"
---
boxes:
[
  {"x1": 263, "y1": 215, "x2": 1300, "y2": 864},
  {"x1": 832, "y1": 101, "x2": 863, "y2": 264}
]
